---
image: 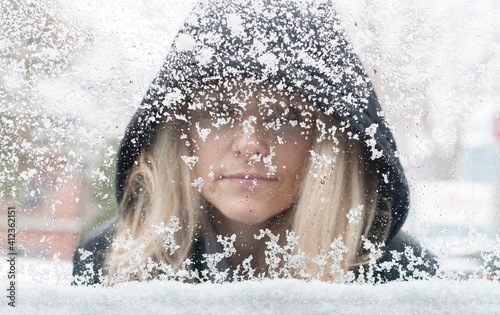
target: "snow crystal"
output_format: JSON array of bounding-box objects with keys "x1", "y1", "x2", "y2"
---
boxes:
[
  {"x1": 365, "y1": 123, "x2": 383, "y2": 160},
  {"x1": 77, "y1": 249, "x2": 93, "y2": 260},
  {"x1": 263, "y1": 146, "x2": 277, "y2": 176},
  {"x1": 195, "y1": 47, "x2": 214, "y2": 65},
  {"x1": 347, "y1": 205, "x2": 364, "y2": 224},
  {"x1": 181, "y1": 155, "x2": 199, "y2": 170},
  {"x1": 154, "y1": 218, "x2": 182, "y2": 256},
  {"x1": 257, "y1": 53, "x2": 279, "y2": 74},
  {"x1": 174, "y1": 33, "x2": 197, "y2": 51},
  {"x1": 308, "y1": 149, "x2": 336, "y2": 178},
  {"x1": 241, "y1": 116, "x2": 257, "y2": 137},
  {"x1": 191, "y1": 177, "x2": 205, "y2": 192},
  {"x1": 201, "y1": 234, "x2": 237, "y2": 283},
  {"x1": 225, "y1": 13, "x2": 244, "y2": 37},
  {"x1": 195, "y1": 122, "x2": 211, "y2": 142}
]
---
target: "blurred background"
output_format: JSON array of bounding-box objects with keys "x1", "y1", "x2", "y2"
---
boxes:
[{"x1": 0, "y1": 0, "x2": 499, "y2": 274}]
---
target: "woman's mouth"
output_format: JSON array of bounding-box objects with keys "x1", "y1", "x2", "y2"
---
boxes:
[{"x1": 221, "y1": 174, "x2": 278, "y2": 187}]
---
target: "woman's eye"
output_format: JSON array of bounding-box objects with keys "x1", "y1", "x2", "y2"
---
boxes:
[
  {"x1": 261, "y1": 107, "x2": 302, "y2": 133},
  {"x1": 281, "y1": 108, "x2": 300, "y2": 122},
  {"x1": 208, "y1": 102, "x2": 234, "y2": 119}
]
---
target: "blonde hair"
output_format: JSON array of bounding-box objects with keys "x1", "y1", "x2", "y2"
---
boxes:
[
  {"x1": 293, "y1": 122, "x2": 382, "y2": 280},
  {"x1": 106, "y1": 113, "x2": 390, "y2": 283},
  {"x1": 106, "y1": 122, "x2": 200, "y2": 282}
]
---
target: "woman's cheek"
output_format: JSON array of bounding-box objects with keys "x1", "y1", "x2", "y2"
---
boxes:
[{"x1": 192, "y1": 137, "x2": 220, "y2": 181}]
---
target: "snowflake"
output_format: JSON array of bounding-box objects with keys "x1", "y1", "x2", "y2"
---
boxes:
[{"x1": 347, "y1": 204, "x2": 363, "y2": 224}]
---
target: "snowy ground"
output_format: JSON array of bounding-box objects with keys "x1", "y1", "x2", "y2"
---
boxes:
[{"x1": 1, "y1": 258, "x2": 499, "y2": 314}]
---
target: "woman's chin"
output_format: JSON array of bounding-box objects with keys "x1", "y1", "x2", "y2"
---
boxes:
[
  {"x1": 203, "y1": 192, "x2": 294, "y2": 225},
  {"x1": 219, "y1": 209, "x2": 271, "y2": 225}
]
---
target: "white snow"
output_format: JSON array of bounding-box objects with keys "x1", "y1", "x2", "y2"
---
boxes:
[
  {"x1": 1, "y1": 258, "x2": 499, "y2": 314},
  {"x1": 2, "y1": 1, "x2": 500, "y2": 312}
]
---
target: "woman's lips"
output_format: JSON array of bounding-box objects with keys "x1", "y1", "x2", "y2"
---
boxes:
[{"x1": 221, "y1": 174, "x2": 278, "y2": 187}]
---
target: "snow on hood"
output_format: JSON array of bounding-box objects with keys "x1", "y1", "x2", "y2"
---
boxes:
[{"x1": 115, "y1": 0, "x2": 409, "y2": 242}]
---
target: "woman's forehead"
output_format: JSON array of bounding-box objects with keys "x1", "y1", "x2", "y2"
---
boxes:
[{"x1": 190, "y1": 80, "x2": 312, "y2": 110}]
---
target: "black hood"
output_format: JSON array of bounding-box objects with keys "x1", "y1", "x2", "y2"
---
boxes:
[{"x1": 115, "y1": 0, "x2": 409, "y2": 243}]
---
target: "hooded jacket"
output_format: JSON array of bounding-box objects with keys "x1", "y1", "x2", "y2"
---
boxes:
[{"x1": 73, "y1": 0, "x2": 437, "y2": 285}]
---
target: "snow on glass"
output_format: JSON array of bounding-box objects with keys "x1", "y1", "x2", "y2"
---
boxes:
[
  {"x1": 1, "y1": 1, "x2": 500, "y2": 312},
  {"x1": 73, "y1": 216, "x2": 442, "y2": 285},
  {"x1": 71, "y1": 214, "x2": 500, "y2": 286}
]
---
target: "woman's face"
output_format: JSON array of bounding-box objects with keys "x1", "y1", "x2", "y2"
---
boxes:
[{"x1": 189, "y1": 81, "x2": 316, "y2": 224}]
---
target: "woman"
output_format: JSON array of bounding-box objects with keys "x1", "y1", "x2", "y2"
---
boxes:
[{"x1": 73, "y1": 0, "x2": 437, "y2": 285}]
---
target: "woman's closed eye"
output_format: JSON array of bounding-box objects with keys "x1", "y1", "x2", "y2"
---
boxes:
[
  {"x1": 280, "y1": 107, "x2": 301, "y2": 123},
  {"x1": 191, "y1": 101, "x2": 241, "y2": 128},
  {"x1": 262, "y1": 106, "x2": 315, "y2": 132},
  {"x1": 207, "y1": 101, "x2": 235, "y2": 118}
]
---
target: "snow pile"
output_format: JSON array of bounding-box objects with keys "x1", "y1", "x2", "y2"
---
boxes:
[{"x1": 1, "y1": 258, "x2": 499, "y2": 314}]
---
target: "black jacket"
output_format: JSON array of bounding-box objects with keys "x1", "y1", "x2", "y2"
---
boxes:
[
  {"x1": 73, "y1": 0, "x2": 437, "y2": 285},
  {"x1": 73, "y1": 217, "x2": 437, "y2": 285}
]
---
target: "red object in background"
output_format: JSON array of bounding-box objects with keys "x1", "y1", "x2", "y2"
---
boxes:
[
  {"x1": 478, "y1": 272, "x2": 494, "y2": 281},
  {"x1": 495, "y1": 114, "x2": 500, "y2": 141}
]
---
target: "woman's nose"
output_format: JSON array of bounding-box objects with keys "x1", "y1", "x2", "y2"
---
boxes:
[{"x1": 231, "y1": 116, "x2": 269, "y2": 158}]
